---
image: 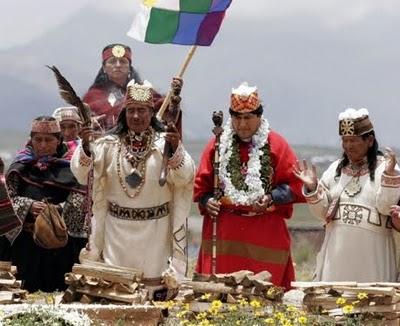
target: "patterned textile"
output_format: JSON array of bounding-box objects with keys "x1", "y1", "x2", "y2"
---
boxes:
[{"x1": 0, "y1": 175, "x2": 21, "y2": 235}]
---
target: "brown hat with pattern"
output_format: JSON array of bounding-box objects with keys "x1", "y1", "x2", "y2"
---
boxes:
[
  {"x1": 230, "y1": 82, "x2": 261, "y2": 113},
  {"x1": 338, "y1": 108, "x2": 374, "y2": 136},
  {"x1": 123, "y1": 80, "x2": 154, "y2": 108}
]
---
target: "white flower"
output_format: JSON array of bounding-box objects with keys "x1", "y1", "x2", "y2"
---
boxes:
[{"x1": 219, "y1": 118, "x2": 270, "y2": 206}]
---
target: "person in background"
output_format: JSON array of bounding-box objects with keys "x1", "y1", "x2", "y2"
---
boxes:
[
  {"x1": 52, "y1": 106, "x2": 88, "y2": 264},
  {"x1": 293, "y1": 108, "x2": 400, "y2": 282},
  {"x1": 83, "y1": 43, "x2": 182, "y2": 133},
  {"x1": 52, "y1": 106, "x2": 82, "y2": 142},
  {"x1": 194, "y1": 82, "x2": 305, "y2": 290},
  {"x1": 71, "y1": 78, "x2": 195, "y2": 301},
  {"x1": 5, "y1": 116, "x2": 86, "y2": 292}
]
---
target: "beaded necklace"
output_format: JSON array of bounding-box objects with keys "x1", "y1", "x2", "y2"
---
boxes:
[{"x1": 116, "y1": 128, "x2": 155, "y2": 198}]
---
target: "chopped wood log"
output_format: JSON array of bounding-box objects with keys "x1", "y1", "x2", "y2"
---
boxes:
[
  {"x1": 62, "y1": 286, "x2": 77, "y2": 303},
  {"x1": 72, "y1": 263, "x2": 141, "y2": 285},
  {"x1": 332, "y1": 286, "x2": 396, "y2": 297},
  {"x1": 0, "y1": 261, "x2": 12, "y2": 272},
  {"x1": 80, "y1": 294, "x2": 95, "y2": 304},
  {"x1": 79, "y1": 260, "x2": 143, "y2": 277},
  {"x1": 75, "y1": 284, "x2": 147, "y2": 304},
  {"x1": 0, "y1": 291, "x2": 14, "y2": 304}
]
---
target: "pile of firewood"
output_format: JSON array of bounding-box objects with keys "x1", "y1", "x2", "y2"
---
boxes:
[
  {"x1": 63, "y1": 260, "x2": 148, "y2": 305},
  {"x1": 171, "y1": 270, "x2": 285, "y2": 307},
  {"x1": 292, "y1": 281, "x2": 400, "y2": 323},
  {"x1": 0, "y1": 261, "x2": 27, "y2": 304}
]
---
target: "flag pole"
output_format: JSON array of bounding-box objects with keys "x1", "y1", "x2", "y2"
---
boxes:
[{"x1": 156, "y1": 45, "x2": 198, "y2": 120}]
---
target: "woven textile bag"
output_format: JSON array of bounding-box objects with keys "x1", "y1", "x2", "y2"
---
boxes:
[{"x1": 33, "y1": 200, "x2": 68, "y2": 249}]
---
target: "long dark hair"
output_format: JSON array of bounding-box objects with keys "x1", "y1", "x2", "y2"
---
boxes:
[
  {"x1": 87, "y1": 44, "x2": 143, "y2": 91},
  {"x1": 335, "y1": 130, "x2": 382, "y2": 181},
  {"x1": 110, "y1": 107, "x2": 165, "y2": 136}
]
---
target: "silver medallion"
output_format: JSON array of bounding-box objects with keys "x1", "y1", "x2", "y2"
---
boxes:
[
  {"x1": 344, "y1": 179, "x2": 362, "y2": 197},
  {"x1": 125, "y1": 168, "x2": 143, "y2": 188}
]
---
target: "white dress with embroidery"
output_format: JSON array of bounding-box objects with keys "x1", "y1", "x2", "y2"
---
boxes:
[
  {"x1": 304, "y1": 157, "x2": 400, "y2": 282},
  {"x1": 70, "y1": 134, "x2": 195, "y2": 282}
]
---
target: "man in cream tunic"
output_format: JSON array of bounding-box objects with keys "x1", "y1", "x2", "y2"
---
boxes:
[{"x1": 71, "y1": 78, "x2": 195, "y2": 300}]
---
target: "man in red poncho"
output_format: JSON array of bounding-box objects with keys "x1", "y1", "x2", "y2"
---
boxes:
[{"x1": 194, "y1": 82, "x2": 305, "y2": 290}]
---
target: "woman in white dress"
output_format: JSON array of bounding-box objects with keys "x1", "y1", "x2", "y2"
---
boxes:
[{"x1": 293, "y1": 108, "x2": 400, "y2": 282}]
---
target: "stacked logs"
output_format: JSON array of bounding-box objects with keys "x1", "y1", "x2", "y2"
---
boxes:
[
  {"x1": 169, "y1": 270, "x2": 285, "y2": 308},
  {"x1": 63, "y1": 260, "x2": 148, "y2": 305},
  {"x1": 292, "y1": 281, "x2": 400, "y2": 324},
  {"x1": 0, "y1": 261, "x2": 27, "y2": 304}
]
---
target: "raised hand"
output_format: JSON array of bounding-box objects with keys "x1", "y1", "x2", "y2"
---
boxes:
[
  {"x1": 384, "y1": 147, "x2": 397, "y2": 176},
  {"x1": 293, "y1": 159, "x2": 318, "y2": 192}
]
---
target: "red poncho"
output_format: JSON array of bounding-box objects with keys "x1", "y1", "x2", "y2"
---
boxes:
[{"x1": 194, "y1": 130, "x2": 305, "y2": 290}]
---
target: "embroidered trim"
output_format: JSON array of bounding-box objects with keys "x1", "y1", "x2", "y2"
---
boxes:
[
  {"x1": 303, "y1": 184, "x2": 323, "y2": 204},
  {"x1": 78, "y1": 146, "x2": 92, "y2": 167},
  {"x1": 108, "y1": 201, "x2": 169, "y2": 220},
  {"x1": 381, "y1": 174, "x2": 400, "y2": 188},
  {"x1": 168, "y1": 141, "x2": 185, "y2": 170}
]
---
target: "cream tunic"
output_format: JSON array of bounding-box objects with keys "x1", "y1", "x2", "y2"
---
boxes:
[
  {"x1": 71, "y1": 133, "x2": 195, "y2": 280},
  {"x1": 304, "y1": 157, "x2": 400, "y2": 282}
]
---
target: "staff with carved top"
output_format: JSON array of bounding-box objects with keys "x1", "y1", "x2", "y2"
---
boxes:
[
  {"x1": 211, "y1": 111, "x2": 223, "y2": 274},
  {"x1": 70, "y1": 78, "x2": 195, "y2": 301},
  {"x1": 194, "y1": 82, "x2": 305, "y2": 290}
]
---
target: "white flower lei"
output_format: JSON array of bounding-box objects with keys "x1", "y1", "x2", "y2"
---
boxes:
[{"x1": 219, "y1": 117, "x2": 270, "y2": 206}]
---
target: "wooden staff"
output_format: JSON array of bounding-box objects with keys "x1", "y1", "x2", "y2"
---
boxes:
[
  {"x1": 211, "y1": 111, "x2": 223, "y2": 274},
  {"x1": 158, "y1": 82, "x2": 182, "y2": 186},
  {"x1": 156, "y1": 45, "x2": 197, "y2": 120}
]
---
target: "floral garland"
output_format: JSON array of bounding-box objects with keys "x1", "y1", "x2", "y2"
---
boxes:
[{"x1": 219, "y1": 118, "x2": 271, "y2": 206}]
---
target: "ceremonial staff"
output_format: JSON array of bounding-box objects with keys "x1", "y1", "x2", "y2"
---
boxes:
[{"x1": 211, "y1": 111, "x2": 223, "y2": 274}]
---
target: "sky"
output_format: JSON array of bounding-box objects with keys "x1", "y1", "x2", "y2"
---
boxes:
[{"x1": 1, "y1": 0, "x2": 400, "y2": 147}]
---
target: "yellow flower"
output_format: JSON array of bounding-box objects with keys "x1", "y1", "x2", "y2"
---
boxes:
[
  {"x1": 228, "y1": 305, "x2": 238, "y2": 311},
  {"x1": 357, "y1": 292, "x2": 368, "y2": 300},
  {"x1": 343, "y1": 305, "x2": 355, "y2": 314},
  {"x1": 211, "y1": 300, "x2": 223, "y2": 309},
  {"x1": 274, "y1": 312, "x2": 285, "y2": 321},
  {"x1": 264, "y1": 318, "x2": 274, "y2": 324},
  {"x1": 250, "y1": 300, "x2": 261, "y2": 308},
  {"x1": 177, "y1": 311, "x2": 187, "y2": 318},
  {"x1": 238, "y1": 298, "x2": 249, "y2": 306},
  {"x1": 201, "y1": 293, "x2": 212, "y2": 300},
  {"x1": 298, "y1": 316, "x2": 308, "y2": 324},
  {"x1": 236, "y1": 321, "x2": 241, "y2": 325},
  {"x1": 161, "y1": 300, "x2": 175, "y2": 309},
  {"x1": 208, "y1": 307, "x2": 219, "y2": 315},
  {"x1": 196, "y1": 312, "x2": 208, "y2": 320},
  {"x1": 336, "y1": 297, "x2": 347, "y2": 305},
  {"x1": 254, "y1": 311, "x2": 262, "y2": 316},
  {"x1": 184, "y1": 303, "x2": 190, "y2": 310},
  {"x1": 286, "y1": 305, "x2": 295, "y2": 312},
  {"x1": 267, "y1": 287, "x2": 276, "y2": 296}
]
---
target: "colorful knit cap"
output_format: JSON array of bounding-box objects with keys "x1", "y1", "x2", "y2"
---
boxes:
[
  {"x1": 338, "y1": 108, "x2": 374, "y2": 136},
  {"x1": 102, "y1": 44, "x2": 132, "y2": 62},
  {"x1": 31, "y1": 120, "x2": 61, "y2": 134},
  {"x1": 124, "y1": 80, "x2": 154, "y2": 108},
  {"x1": 52, "y1": 107, "x2": 82, "y2": 124},
  {"x1": 230, "y1": 82, "x2": 260, "y2": 113}
]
